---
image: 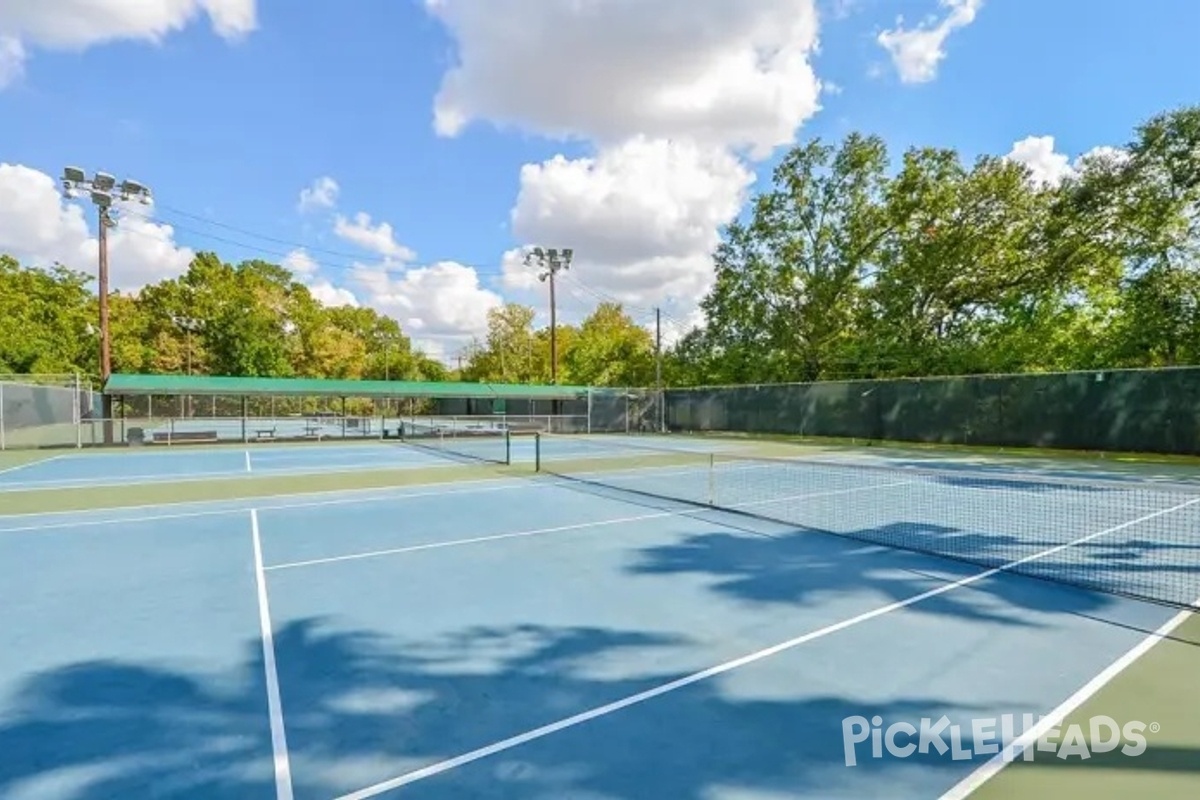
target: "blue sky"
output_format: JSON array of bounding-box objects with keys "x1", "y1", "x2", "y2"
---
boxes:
[{"x1": 0, "y1": 0, "x2": 1196, "y2": 360}]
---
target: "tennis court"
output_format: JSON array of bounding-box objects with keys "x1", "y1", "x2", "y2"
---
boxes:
[
  {"x1": 0, "y1": 427, "x2": 526, "y2": 492},
  {"x1": 0, "y1": 443, "x2": 456, "y2": 492},
  {"x1": 0, "y1": 434, "x2": 1197, "y2": 799}
]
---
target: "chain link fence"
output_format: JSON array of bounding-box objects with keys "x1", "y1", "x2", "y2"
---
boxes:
[
  {"x1": 0, "y1": 375, "x2": 97, "y2": 449},
  {"x1": 664, "y1": 367, "x2": 1200, "y2": 455},
  {"x1": 1, "y1": 379, "x2": 663, "y2": 449}
]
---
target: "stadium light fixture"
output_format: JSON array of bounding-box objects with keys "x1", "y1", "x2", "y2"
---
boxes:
[{"x1": 61, "y1": 166, "x2": 157, "y2": 444}]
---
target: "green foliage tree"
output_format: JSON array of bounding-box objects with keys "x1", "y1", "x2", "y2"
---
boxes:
[
  {"x1": 564, "y1": 303, "x2": 655, "y2": 386},
  {"x1": 462, "y1": 304, "x2": 543, "y2": 382},
  {"x1": 5, "y1": 102, "x2": 1200, "y2": 398},
  {"x1": 699, "y1": 133, "x2": 892, "y2": 383},
  {"x1": 0, "y1": 256, "x2": 94, "y2": 374}
]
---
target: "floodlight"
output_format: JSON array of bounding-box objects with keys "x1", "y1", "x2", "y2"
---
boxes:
[
  {"x1": 562, "y1": 248, "x2": 574, "y2": 262},
  {"x1": 120, "y1": 179, "x2": 147, "y2": 197},
  {"x1": 92, "y1": 172, "x2": 116, "y2": 191},
  {"x1": 532, "y1": 246, "x2": 544, "y2": 259},
  {"x1": 90, "y1": 190, "x2": 112, "y2": 208},
  {"x1": 63, "y1": 166, "x2": 86, "y2": 184}
]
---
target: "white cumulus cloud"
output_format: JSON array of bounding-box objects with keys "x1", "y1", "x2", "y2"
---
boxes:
[
  {"x1": 281, "y1": 248, "x2": 319, "y2": 277},
  {"x1": 504, "y1": 137, "x2": 754, "y2": 321},
  {"x1": 281, "y1": 248, "x2": 359, "y2": 308},
  {"x1": 877, "y1": 0, "x2": 983, "y2": 84},
  {"x1": 307, "y1": 280, "x2": 358, "y2": 308},
  {"x1": 1004, "y1": 136, "x2": 1130, "y2": 187},
  {"x1": 0, "y1": 162, "x2": 192, "y2": 290},
  {"x1": 353, "y1": 260, "x2": 503, "y2": 353},
  {"x1": 299, "y1": 206, "x2": 499, "y2": 356},
  {"x1": 0, "y1": 0, "x2": 257, "y2": 88},
  {"x1": 333, "y1": 212, "x2": 417, "y2": 261},
  {"x1": 297, "y1": 176, "x2": 339, "y2": 213},
  {"x1": 425, "y1": 0, "x2": 822, "y2": 157},
  {"x1": 426, "y1": 1, "x2": 822, "y2": 344}
]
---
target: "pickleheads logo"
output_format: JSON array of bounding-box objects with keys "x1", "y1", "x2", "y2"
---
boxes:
[{"x1": 841, "y1": 714, "x2": 1157, "y2": 766}]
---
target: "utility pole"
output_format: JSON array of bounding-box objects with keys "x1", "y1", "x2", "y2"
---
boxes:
[
  {"x1": 524, "y1": 247, "x2": 573, "y2": 384},
  {"x1": 62, "y1": 167, "x2": 153, "y2": 444},
  {"x1": 655, "y1": 307, "x2": 664, "y2": 433}
]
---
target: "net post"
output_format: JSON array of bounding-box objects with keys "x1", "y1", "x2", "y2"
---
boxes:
[
  {"x1": 707, "y1": 453, "x2": 715, "y2": 505},
  {"x1": 168, "y1": 417, "x2": 175, "y2": 446},
  {"x1": 535, "y1": 433, "x2": 542, "y2": 472},
  {"x1": 586, "y1": 389, "x2": 593, "y2": 435},
  {"x1": 505, "y1": 429, "x2": 512, "y2": 465},
  {"x1": 0, "y1": 381, "x2": 5, "y2": 451}
]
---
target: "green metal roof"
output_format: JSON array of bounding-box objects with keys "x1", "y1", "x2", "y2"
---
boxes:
[{"x1": 103, "y1": 373, "x2": 591, "y2": 400}]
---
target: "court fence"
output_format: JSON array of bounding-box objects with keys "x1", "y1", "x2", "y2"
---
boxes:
[
  {"x1": 0, "y1": 379, "x2": 665, "y2": 449},
  {"x1": 664, "y1": 366, "x2": 1200, "y2": 456},
  {"x1": 0, "y1": 375, "x2": 97, "y2": 450}
]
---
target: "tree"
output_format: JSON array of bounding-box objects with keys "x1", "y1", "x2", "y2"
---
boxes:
[
  {"x1": 698, "y1": 133, "x2": 892, "y2": 382},
  {"x1": 1107, "y1": 106, "x2": 1200, "y2": 365},
  {"x1": 563, "y1": 303, "x2": 655, "y2": 386},
  {"x1": 866, "y1": 149, "x2": 1055, "y2": 374},
  {"x1": 0, "y1": 256, "x2": 93, "y2": 374},
  {"x1": 462, "y1": 304, "x2": 542, "y2": 382}
]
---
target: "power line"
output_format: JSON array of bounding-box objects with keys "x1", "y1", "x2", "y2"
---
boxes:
[
  {"x1": 119, "y1": 206, "x2": 511, "y2": 275},
  {"x1": 119, "y1": 200, "x2": 706, "y2": 338}
]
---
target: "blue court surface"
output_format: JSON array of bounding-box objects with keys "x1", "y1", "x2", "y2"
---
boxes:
[
  {"x1": 0, "y1": 443, "x2": 458, "y2": 492},
  {"x1": 0, "y1": 459, "x2": 1191, "y2": 800}
]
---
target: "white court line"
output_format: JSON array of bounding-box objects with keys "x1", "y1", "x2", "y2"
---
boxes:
[
  {"x1": 0, "y1": 454, "x2": 67, "y2": 478},
  {"x1": 333, "y1": 496, "x2": 1200, "y2": 800},
  {"x1": 251, "y1": 509, "x2": 294, "y2": 800},
  {"x1": 245, "y1": 451, "x2": 253, "y2": 473},
  {"x1": 938, "y1": 597, "x2": 1200, "y2": 800},
  {"x1": 266, "y1": 481, "x2": 913, "y2": 571},
  {"x1": 0, "y1": 458, "x2": 463, "y2": 493},
  {"x1": 0, "y1": 478, "x2": 555, "y2": 533}
]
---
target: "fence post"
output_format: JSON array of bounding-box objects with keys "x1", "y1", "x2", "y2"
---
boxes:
[
  {"x1": 586, "y1": 389, "x2": 593, "y2": 435},
  {"x1": 75, "y1": 372, "x2": 83, "y2": 449}
]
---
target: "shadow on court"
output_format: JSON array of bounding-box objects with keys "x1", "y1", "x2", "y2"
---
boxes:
[
  {"x1": 627, "y1": 515, "x2": 1200, "y2": 627},
  {"x1": 0, "y1": 616, "x2": 1034, "y2": 800}
]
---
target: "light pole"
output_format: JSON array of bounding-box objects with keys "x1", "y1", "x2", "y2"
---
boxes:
[
  {"x1": 173, "y1": 316, "x2": 201, "y2": 418},
  {"x1": 172, "y1": 316, "x2": 201, "y2": 375},
  {"x1": 62, "y1": 167, "x2": 152, "y2": 443},
  {"x1": 524, "y1": 247, "x2": 573, "y2": 385}
]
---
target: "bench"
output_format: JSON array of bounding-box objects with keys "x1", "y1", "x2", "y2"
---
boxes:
[
  {"x1": 152, "y1": 430, "x2": 219, "y2": 444},
  {"x1": 254, "y1": 428, "x2": 277, "y2": 441}
]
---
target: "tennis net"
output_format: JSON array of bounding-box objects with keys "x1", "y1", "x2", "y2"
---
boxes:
[
  {"x1": 534, "y1": 433, "x2": 1200, "y2": 608},
  {"x1": 401, "y1": 420, "x2": 511, "y2": 465}
]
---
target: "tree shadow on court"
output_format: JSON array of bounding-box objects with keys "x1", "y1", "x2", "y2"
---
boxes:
[
  {"x1": 627, "y1": 517, "x2": 1135, "y2": 629},
  {"x1": 624, "y1": 510, "x2": 1200, "y2": 628},
  {"x1": 0, "y1": 615, "x2": 1071, "y2": 799},
  {"x1": 551, "y1": 471, "x2": 1200, "y2": 612}
]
